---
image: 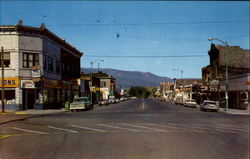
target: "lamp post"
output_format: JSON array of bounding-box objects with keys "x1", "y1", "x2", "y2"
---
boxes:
[
  {"x1": 208, "y1": 38, "x2": 229, "y2": 111},
  {"x1": 1, "y1": 47, "x2": 5, "y2": 113},
  {"x1": 97, "y1": 59, "x2": 104, "y2": 72},
  {"x1": 172, "y1": 68, "x2": 184, "y2": 101},
  {"x1": 90, "y1": 59, "x2": 104, "y2": 104}
]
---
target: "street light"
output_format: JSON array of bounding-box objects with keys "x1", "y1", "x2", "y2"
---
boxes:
[
  {"x1": 1, "y1": 47, "x2": 5, "y2": 113},
  {"x1": 172, "y1": 68, "x2": 184, "y2": 101},
  {"x1": 208, "y1": 37, "x2": 229, "y2": 111},
  {"x1": 90, "y1": 59, "x2": 104, "y2": 104}
]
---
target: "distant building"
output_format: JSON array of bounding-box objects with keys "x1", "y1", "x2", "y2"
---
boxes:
[
  {"x1": 0, "y1": 21, "x2": 82, "y2": 110},
  {"x1": 202, "y1": 43, "x2": 250, "y2": 109},
  {"x1": 160, "y1": 82, "x2": 174, "y2": 100},
  {"x1": 80, "y1": 72, "x2": 116, "y2": 103}
]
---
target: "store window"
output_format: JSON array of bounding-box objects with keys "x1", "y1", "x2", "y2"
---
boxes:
[
  {"x1": 0, "y1": 52, "x2": 10, "y2": 67},
  {"x1": 0, "y1": 90, "x2": 15, "y2": 104},
  {"x1": 23, "y1": 53, "x2": 39, "y2": 68}
]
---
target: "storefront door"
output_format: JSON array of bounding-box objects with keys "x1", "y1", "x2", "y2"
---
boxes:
[{"x1": 23, "y1": 89, "x2": 35, "y2": 109}]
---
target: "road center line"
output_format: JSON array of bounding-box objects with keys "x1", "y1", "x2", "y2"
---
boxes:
[
  {"x1": 97, "y1": 124, "x2": 139, "y2": 132},
  {"x1": 142, "y1": 102, "x2": 145, "y2": 110},
  {"x1": 122, "y1": 123, "x2": 168, "y2": 132},
  {"x1": 48, "y1": 126, "x2": 78, "y2": 133},
  {"x1": 13, "y1": 127, "x2": 48, "y2": 135},
  {"x1": 70, "y1": 125, "x2": 106, "y2": 132}
]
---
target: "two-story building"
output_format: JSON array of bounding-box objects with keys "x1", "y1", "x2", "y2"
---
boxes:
[
  {"x1": 202, "y1": 43, "x2": 250, "y2": 109},
  {"x1": 0, "y1": 21, "x2": 82, "y2": 110}
]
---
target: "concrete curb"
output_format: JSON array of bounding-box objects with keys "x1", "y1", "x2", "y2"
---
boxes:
[{"x1": 0, "y1": 110, "x2": 68, "y2": 125}]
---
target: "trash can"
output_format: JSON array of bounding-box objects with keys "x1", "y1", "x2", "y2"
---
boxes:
[{"x1": 64, "y1": 101, "x2": 70, "y2": 110}]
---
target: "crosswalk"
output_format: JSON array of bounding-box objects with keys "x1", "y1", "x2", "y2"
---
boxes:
[{"x1": 1, "y1": 122, "x2": 249, "y2": 138}]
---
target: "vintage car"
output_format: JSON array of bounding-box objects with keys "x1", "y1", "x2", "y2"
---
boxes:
[
  {"x1": 70, "y1": 97, "x2": 93, "y2": 111},
  {"x1": 199, "y1": 100, "x2": 219, "y2": 112}
]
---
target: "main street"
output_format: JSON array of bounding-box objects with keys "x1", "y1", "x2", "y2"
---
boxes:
[{"x1": 0, "y1": 98, "x2": 249, "y2": 159}]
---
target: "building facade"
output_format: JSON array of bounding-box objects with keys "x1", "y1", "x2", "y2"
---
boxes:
[
  {"x1": 80, "y1": 72, "x2": 117, "y2": 103},
  {"x1": 0, "y1": 22, "x2": 82, "y2": 110},
  {"x1": 202, "y1": 43, "x2": 250, "y2": 109}
]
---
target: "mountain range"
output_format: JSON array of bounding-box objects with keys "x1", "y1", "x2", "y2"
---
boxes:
[{"x1": 81, "y1": 68, "x2": 173, "y2": 88}]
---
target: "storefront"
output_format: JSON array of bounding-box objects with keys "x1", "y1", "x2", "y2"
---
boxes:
[
  {"x1": 43, "y1": 78, "x2": 62, "y2": 109},
  {"x1": 0, "y1": 77, "x2": 19, "y2": 110},
  {"x1": 219, "y1": 74, "x2": 249, "y2": 109}
]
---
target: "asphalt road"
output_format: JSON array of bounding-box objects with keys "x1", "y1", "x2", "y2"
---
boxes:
[{"x1": 0, "y1": 98, "x2": 249, "y2": 159}]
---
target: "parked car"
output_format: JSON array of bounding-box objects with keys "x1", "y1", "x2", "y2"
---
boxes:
[
  {"x1": 70, "y1": 97, "x2": 93, "y2": 111},
  {"x1": 174, "y1": 99, "x2": 183, "y2": 105},
  {"x1": 108, "y1": 98, "x2": 116, "y2": 104},
  {"x1": 120, "y1": 97, "x2": 125, "y2": 101},
  {"x1": 115, "y1": 98, "x2": 120, "y2": 103},
  {"x1": 185, "y1": 99, "x2": 198, "y2": 108},
  {"x1": 99, "y1": 100, "x2": 109, "y2": 106},
  {"x1": 199, "y1": 100, "x2": 219, "y2": 112}
]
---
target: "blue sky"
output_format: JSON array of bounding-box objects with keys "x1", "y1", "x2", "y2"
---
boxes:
[{"x1": 0, "y1": 1, "x2": 249, "y2": 79}]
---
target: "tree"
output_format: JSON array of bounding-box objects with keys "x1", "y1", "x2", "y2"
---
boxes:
[{"x1": 128, "y1": 86, "x2": 150, "y2": 98}]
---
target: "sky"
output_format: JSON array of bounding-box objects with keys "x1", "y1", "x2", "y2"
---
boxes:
[{"x1": 0, "y1": 1, "x2": 249, "y2": 79}]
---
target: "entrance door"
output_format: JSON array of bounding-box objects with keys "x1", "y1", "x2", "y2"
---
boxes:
[
  {"x1": 27, "y1": 93, "x2": 35, "y2": 109},
  {"x1": 23, "y1": 89, "x2": 35, "y2": 109}
]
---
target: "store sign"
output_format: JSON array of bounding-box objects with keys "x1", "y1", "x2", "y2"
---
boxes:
[
  {"x1": 21, "y1": 80, "x2": 35, "y2": 88},
  {"x1": 32, "y1": 66, "x2": 41, "y2": 78},
  {"x1": 0, "y1": 78, "x2": 19, "y2": 87}
]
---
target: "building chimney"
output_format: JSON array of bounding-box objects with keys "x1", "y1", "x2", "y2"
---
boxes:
[
  {"x1": 18, "y1": 20, "x2": 23, "y2": 25},
  {"x1": 40, "y1": 23, "x2": 46, "y2": 29}
]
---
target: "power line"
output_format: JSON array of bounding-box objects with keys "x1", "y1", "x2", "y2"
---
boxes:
[
  {"x1": 46, "y1": 20, "x2": 248, "y2": 27},
  {"x1": 84, "y1": 55, "x2": 208, "y2": 58}
]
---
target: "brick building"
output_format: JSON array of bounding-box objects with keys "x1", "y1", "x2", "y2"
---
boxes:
[{"x1": 202, "y1": 43, "x2": 249, "y2": 109}]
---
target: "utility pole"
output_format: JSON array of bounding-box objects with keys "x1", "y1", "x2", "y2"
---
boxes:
[
  {"x1": 180, "y1": 70, "x2": 184, "y2": 102},
  {"x1": 90, "y1": 61, "x2": 93, "y2": 104},
  {"x1": 1, "y1": 47, "x2": 5, "y2": 113}
]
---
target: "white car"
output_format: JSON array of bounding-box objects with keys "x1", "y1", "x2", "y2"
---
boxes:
[
  {"x1": 70, "y1": 97, "x2": 93, "y2": 111},
  {"x1": 200, "y1": 100, "x2": 219, "y2": 112},
  {"x1": 185, "y1": 99, "x2": 198, "y2": 108}
]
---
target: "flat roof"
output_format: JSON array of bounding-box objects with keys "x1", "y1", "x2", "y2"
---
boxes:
[{"x1": 0, "y1": 24, "x2": 83, "y2": 57}]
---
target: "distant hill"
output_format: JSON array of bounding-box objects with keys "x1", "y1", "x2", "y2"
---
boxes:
[{"x1": 81, "y1": 68, "x2": 173, "y2": 88}]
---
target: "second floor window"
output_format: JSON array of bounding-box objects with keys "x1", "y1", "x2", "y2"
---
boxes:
[
  {"x1": 48, "y1": 57, "x2": 53, "y2": 71},
  {"x1": 23, "y1": 53, "x2": 39, "y2": 68},
  {"x1": 0, "y1": 52, "x2": 10, "y2": 67},
  {"x1": 56, "y1": 60, "x2": 61, "y2": 73},
  {"x1": 43, "y1": 55, "x2": 48, "y2": 71}
]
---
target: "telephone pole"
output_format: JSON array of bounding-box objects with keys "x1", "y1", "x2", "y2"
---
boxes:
[{"x1": 1, "y1": 47, "x2": 5, "y2": 113}]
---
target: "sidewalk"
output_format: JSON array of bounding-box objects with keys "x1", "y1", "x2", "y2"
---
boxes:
[
  {"x1": 0, "y1": 109, "x2": 67, "y2": 124},
  {"x1": 219, "y1": 108, "x2": 250, "y2": 115}
]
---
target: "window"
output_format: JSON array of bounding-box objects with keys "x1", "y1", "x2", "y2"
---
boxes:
[
  {"x1": 23, "y1": 53, "x2": 39, "y2": 68},
  {"x1": 43, "y1": 55, "x2": 48, "y2": 71},
  {"x1": 56, "y1": 60, "x2": 61, "y2": 73},
  {"x1": 48, "y1": 57, "x2": 53, "y2": 71},
  {"x1": 0, "y1": 52, "x2": 10, "y2": 67}
]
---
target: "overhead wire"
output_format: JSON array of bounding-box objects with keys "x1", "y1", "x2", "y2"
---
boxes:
[{"x1": 84, "y1": 55, "x2": 208, "y2": 58}]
